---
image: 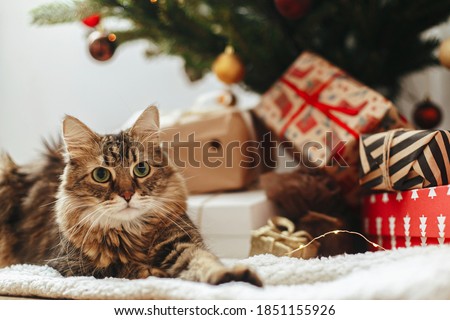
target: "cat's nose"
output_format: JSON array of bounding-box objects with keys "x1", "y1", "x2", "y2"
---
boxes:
[{"x1": 120, "y1": 191, "x2": 134, "y2": 202}]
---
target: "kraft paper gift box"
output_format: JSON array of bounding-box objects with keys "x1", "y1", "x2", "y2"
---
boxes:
[
  {"x1": 187, "y1": 190, "x2": 278, "y2": 259},
  {"x1": 253, "y1": 51, "x2": 410, "y2": 206},
  {"x1": 360, "y1": 129, "x2": 450, "y2": 191},
  {"x1": 363, "y1": 185, "x2": 450, "y2": 250},
  {"x1": 159, "y1": 107, "x2": 260, "y2": 194}
]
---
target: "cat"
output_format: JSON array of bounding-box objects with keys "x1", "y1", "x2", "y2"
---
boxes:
[{"x1": 0, "y1": 106, "x2": 262, "y2": 286}]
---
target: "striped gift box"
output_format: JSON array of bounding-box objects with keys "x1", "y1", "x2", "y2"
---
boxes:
[{"x1": 360, "y1": 130, "x2": 450, "y2": 191}]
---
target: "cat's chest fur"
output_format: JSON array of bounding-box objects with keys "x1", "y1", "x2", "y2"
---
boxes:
[{"x1": 55, "y1": 217, "x2": 171, "y2": 279}]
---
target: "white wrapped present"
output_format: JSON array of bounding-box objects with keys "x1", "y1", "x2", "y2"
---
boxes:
[{"x1": 187, "y1": 190, "x2": 278, "y2": 259}]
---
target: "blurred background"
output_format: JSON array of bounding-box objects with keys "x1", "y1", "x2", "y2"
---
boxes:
[
  {"x1": 2, "y1": 0, "x2": 450, "y2": 164},
  {"x1": 0, "y1": 0, "x2": 230, "y2": 163}
]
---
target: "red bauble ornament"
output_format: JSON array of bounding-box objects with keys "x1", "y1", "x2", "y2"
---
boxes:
[
  {"x1": 274, "y1": 0, "x2": 311, "y2": 20},
  {"x1": 88, "y1": 31, "x2": 117, "y2": 62},
  {"x1": 82, "y1": 14, "x2": 101, "y2": 28},
  {"x1": 413, "y1": 98, "x2": 442, "y2": 129}
]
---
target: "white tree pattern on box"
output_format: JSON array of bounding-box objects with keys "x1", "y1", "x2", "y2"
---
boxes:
[
  {"x1": 420, "y1": 215, "x2": 427, "y2": 247},
  {"x1": 403, "y1": 215, "x2": 411, "y2": 247},
  {"x1": 428, "y1": 187, "x2": 437, "y2": 199},
  {"x1": 389, "y1": 216, "x2": 396, "y2": 249},
  {"x1": 438, "y1": 214, "x2": 446, "y2": 245},
  {"x1": 366, "y1": 189, "x2": 449, "y2": 249}
]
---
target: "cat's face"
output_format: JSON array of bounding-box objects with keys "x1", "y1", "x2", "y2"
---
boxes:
[{"x1": 56, "y1": 106, "x2": 187, "y2": 236}]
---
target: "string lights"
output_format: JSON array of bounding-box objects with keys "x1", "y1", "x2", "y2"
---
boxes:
[{"x1": 288, "y1": 229, "x2": 386, "y2": 256}]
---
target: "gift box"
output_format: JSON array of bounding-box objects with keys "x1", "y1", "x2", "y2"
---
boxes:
[
  {"x1": 363, "y1": 185, "x2": 450, "y2": 250},
  {"x1": 187, "y1": 190, "x2": 278, "y2": 258},
  {"x1": 360, "y1": 129, "x2": 450, "y2": 191},
  {"x1": 159, "y1": 106, "x2": 260, "y2": 194},
  {"x1": 253, "y1": 51, "x2": 409, "y2": 206},
  {"x1": 249, "y1": 216, "x2": 319, "y2": 259}
]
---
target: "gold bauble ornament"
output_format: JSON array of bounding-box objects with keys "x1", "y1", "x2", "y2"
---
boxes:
[
  {"x1": 212, "y1": 45, "x2": 245, "y2": 84},
  {"x1": 438, "y1": 38, "x2": 450, "y2": 69}
]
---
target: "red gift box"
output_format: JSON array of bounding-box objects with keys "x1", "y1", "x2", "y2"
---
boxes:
[
  {"x1": 363, "y1": 185, "x2": 450, "y2": 250},
  {"x1": 254, "y1": 51, "x2": 410, "y2": 207}
]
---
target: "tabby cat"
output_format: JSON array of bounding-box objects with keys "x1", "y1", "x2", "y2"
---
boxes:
[{"x1": 0, "y1": 106, "x2": 262, "y2": 286}]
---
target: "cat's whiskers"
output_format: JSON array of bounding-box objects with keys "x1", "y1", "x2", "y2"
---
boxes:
[
  {"x1": 98, "y1": 208, "x2": 146, "y2": 234},
  {"x1": 137, "y1": 195, "x2": 187, "y2": 223},
  {"x1": 39, "y1": 195, "x2": 70, "y2": 208},
  {"x1": 64, "y1": 206, "x2": 104, "y2": 238},
  {"x1": 147, "y1": 195, "x2": 186, "y2": 208},
  {"x1": 49, "y1": 205, "x2": 105, "y2": 261},
  {"x1": 145, "y1": 196, "x2": 187, "y2": 215},
  {"x1": 52, "y1": 203, "x2": 104, "y2": 256},
  {"x1": 58, "y1": 201, "x2": 90, "y2": 215},
  {"x1": 141, "y1": 200, "x2": 192, "y2": 240},
  {"x1": 179, "y1": 175, "x2": 196, "y2": 182},
  {"x1": 47, "y1": 205, "x2": 96, "y2": 266}
]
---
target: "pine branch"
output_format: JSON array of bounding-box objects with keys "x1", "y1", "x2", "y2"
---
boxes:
[
  {"x1": 31, "y1": 0, "x2": 103, "y2": 24},
  {"x1": 30, "y1": 0, "x2": 450, "y2": 98}
]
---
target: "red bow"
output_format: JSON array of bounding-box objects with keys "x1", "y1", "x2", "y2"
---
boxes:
[{"x1": 279, "y1": 73, "x2": 366, "y2": 140}]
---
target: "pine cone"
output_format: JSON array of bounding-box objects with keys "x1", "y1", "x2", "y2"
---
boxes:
[
  {"x1": 260, "y1": 168, "x2": 365, "y2": 256},
  {"x1": 260, "y1": 167, "x2": 345, "y2": 220}
]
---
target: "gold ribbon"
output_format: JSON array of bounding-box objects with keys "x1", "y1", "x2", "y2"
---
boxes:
[{"x1": 250, "y1": 217, "x2": 319, "y2": 259}]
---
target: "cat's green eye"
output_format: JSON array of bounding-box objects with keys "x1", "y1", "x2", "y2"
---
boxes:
[
  {"x1": 133, "y1": 162, "x2": 150, "y2": 178},
  {"x1": 92, "y1": 167, "x2": 111, "y2": 183}
]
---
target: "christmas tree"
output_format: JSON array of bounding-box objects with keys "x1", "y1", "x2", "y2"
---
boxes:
[{"x1": 32, "y1": 0, "x2": 450, "y2": 98}]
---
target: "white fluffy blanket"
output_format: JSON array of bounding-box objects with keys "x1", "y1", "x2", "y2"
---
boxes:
[{"x1": 0, "y1": 245, "x2": 449, "y2": 299}]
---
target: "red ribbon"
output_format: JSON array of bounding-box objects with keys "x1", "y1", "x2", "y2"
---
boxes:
[{"x1": 279, "y1": 73, "x2": 365, "y2": 140}]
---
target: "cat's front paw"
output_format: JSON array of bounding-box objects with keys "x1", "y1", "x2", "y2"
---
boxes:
[{"x1": 209, "y1": 265, "x2": 263, "y2": 287}]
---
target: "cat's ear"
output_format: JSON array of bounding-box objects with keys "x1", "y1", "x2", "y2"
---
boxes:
[
  {"x1": 62, "y1": 115, "x2": 100, "y2": 157},
  {"x1": 129, "y1": 106, "x2": 160, "y2": 140}
]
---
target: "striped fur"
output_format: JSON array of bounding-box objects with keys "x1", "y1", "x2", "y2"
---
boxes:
[{"x1": 0, "y1": 107, "x2": 261, "y2": 286}]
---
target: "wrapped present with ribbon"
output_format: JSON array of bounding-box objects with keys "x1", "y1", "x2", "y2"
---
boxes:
[
  {"x1": 360, "y1": 129, "x2": 450, "y2": 191},
  {"x1": 253, "y1": 51, "x2": 410, "y2": 206},
  {"x1": 249, "y1": 216, "x2": 319, "y2": 259}
]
